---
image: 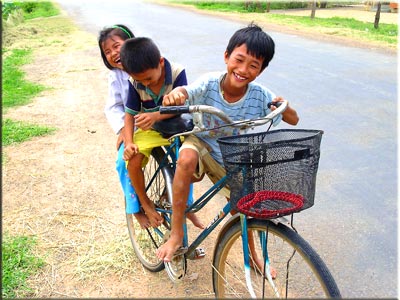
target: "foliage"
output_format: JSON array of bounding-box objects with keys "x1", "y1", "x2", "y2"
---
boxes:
[
  {"x1": 2, "y1": 1, "x2": 59, "y2": 20},
  {"x1": 172, "y1": 0, "x2": 397, "y2": 45},
  {"x1": 2, "y1": 2, "x2": 20, "y2": 19},
  {"x1": 266, "y1": 14, "x2": 397, "y2": 44},
  {"x1": 2, "y1": 49, "x2": 46, "y2": 109},
  {"x1": 2, "y1": 234, "x2": 45, "y2": 298},
  {"x1": 2, "y1": 119, "x2": 56, "y2": 146},
  {"x1": 181, "y1": 1, "x2": 308, "y2": 12},
  {"x1": 3, "y1": 12, "x2": 57, "y2": 148}
]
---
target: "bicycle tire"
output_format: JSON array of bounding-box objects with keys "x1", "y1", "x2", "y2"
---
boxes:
[
  {"x1": 126, "y1": 147, "x2": 173, "y2": 272},
  {"x1": 213, "y1": 217, "x2": 341, "y2": 298}
]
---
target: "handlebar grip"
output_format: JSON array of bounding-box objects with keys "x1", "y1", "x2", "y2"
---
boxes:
[
  {"x1": 267, "y1": 101, "x2": 283, "y2": 109},
  {"x1": 159, "y1": 106, "x2": 190, "y2": 115}
]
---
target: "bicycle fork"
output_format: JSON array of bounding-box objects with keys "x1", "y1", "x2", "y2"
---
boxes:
[{"x1": 240, "y1": 215, "x2": 280, "y2": 298}]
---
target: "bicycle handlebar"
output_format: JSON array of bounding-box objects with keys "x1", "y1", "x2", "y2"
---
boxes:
[{"x1": 159, "y1": 100, "x2": 288, "y2": 138}]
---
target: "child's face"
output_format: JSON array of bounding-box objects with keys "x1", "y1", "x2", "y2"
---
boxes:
[
  {"x1": 102, "y1": 35, "x2": 126, "y2": 69},
  {"x1": 130, "y1": 58, "x2": 164, "y2": 88},
  {"x1": 224, "y1": 44, "x2": 263, "y2": 88}
]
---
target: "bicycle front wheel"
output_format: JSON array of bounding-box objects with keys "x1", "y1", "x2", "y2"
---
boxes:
[
  {"x1": 213, "y1": 218, "x2": 341, "y2": 298},
  {"x1": 126, "y1": 147, "x2": 173, "y2": 272}
]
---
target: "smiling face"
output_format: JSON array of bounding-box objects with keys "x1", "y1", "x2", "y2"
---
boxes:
[
  {"x1": 224, "y1": 44, "x2": 263, "y2": 90},
  {"x1": 101, "y1": 35, "x2": 125, "y2": 69}
]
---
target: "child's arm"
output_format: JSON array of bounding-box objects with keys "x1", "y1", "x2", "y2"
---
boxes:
[
  {"x1": 134, "y1": 111, "x2": 176, "y2": 131},
  {"x1": 271, "y1": 96, "x2": 299, "y2": 126},
  {"x1": 131, "y1": 86, "x2": 189, "y2": 131},
  {"x1": 123, "y1": 112, "x2": 139, "y2": 161}
]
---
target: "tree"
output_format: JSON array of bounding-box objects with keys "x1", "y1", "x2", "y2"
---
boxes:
[
  {"x1": 310, "y1": 0, "x2": 316, "y2": 19},
  {"x1": 374, "y1": 1, "x2": 381, "y2": 29}
]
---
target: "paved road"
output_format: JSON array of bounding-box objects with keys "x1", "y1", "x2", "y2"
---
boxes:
[{"x1": 56, "y1": 0, "x2": 397, "y2": 297}]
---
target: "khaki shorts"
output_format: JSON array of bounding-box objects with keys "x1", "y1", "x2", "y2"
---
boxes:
[{"x1": 180, "y1": 135, "x2": 230, "y2": 198}]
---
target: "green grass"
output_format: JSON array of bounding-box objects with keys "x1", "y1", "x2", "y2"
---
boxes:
[
  {"x1": 19, "y1": 1, "x2": 60, "y2": 19},
  {"x1": 3, "y1": 49, "x2": 46, "y2": 109},
  {"x1": 2, "y1": 118, "x2": 56, "y2": 146},
  {"x1": 172, "y1": 1, "x2": 398, "y2": 45},
  {"x1": 2, "y1": 234, "x2": 45, "y2": 298},
  {"x1": 266, "y1": 14, "x2": 398, "y2": 44},
  {"x1": 176, "y1": 0, "x2": 308, "y2": 12},
  {"x1": 2, "y1": 43, "x2": 57, "y2": 147},
  {"x1": 2, "y1": 1, "x2": 59, "y2": 20}
]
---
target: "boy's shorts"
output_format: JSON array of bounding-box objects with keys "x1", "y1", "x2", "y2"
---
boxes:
[
  {"x1": 127, "y1": 129, "x2": 171, "y2": 168},
  {"x1": 180, "y1": 135, "x2": 230, "y2": 198}
]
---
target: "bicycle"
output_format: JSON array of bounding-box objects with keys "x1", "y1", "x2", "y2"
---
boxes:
[{"x1": 125, "y1": 100, "x2": 341, "y2": 298}]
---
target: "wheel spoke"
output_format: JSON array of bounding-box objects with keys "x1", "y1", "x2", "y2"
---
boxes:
[{"x1": 213, "y1": 218, "x2": 340, "y2": 298}]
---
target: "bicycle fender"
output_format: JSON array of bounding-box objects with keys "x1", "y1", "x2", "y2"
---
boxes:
[{"x1": 213, "y1": 213, "x2": 241, "y2": 253}]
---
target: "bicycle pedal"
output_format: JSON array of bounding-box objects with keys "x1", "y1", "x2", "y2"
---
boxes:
[
  {"x1": 187, "y1": 247, "x2": 206, "y2": 260},
  {"x1": 194, "y1": 247, "x2": 206, "y2": 259}
]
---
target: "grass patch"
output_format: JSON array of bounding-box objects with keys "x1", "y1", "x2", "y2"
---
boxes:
[
  {"x1": 74, "y1": 235, "x2": 138, "y2": 280},
  {"x1": 2, "y1": 119, "x2": 56, "y2": 146},
  {"x1": 2, "y1": 49, "x2": 46, "y2": 109},
  {"x1": 2, "y1": 2, "x2": 60, "y2": 148},
  {"x1": 2, "y1": 1, "x2": 59, "y2": 20},
  {"x1": 264, "y1": 14, "x2": 398, "y2": 45},
  {"x1": 2, "y1": 233, "x2": 45, "y2": 298},
  {"x1": 175, "y1": 0, "x2": 308, "y2": 12},
  {"x1": 171, "y1": 1, "x2": 397, "y2": 46}
]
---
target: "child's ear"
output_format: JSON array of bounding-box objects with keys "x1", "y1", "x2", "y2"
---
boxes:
[
  {"x1": 224, "y1": 51, "x2": 229, "y2": 64},
  {"x1": 159, "y1": 57, "x2": 165, "y2": 67}
]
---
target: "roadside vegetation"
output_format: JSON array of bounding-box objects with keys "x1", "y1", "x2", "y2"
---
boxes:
[
  {"x1": 2, "y1": 2, "x2": 58, "y2": 146},
  {"x1": 169, "y1": 1, "x2": 398, "y2": 46},
  {"x1": 2, "y1": 2, "x2": 59, "y2": 297},
  {"x1": 2, "y1": 233, "x2": 45, "y2": 298}
]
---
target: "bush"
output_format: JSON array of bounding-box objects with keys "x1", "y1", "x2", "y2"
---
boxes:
[
  {"x1": 2, "y1": 2, "x2": 20, "y2": 19},
  {"x1": 2, "y1": 2, "x2": 59, "y2": 21}
]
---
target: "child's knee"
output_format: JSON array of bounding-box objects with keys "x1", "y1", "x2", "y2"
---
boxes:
[{"x1": 177, "y1": 151, "x2": 198, "y2": 174}]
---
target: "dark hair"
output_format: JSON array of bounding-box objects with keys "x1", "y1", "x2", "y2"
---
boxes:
[
  {"x1": 226, "y1": 22, "x2": 275, "y2": 72},
  {"x1": 120, "y1": 37, "x2": 161, "y2": 75},
  {"x1": 98, "y1": 24, "x2": 135, "y2": 70}
]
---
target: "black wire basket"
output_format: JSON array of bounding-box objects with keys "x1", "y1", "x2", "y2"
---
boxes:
[{"x1": 217, "y1": 129, "x2": 323, "y2": 219}]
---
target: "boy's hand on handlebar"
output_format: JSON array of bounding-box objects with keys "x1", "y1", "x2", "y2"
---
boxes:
[
  {"x1": 268, "y1": 96, "x2": 285, "y2": 111},
  {"x1": 162, "y1": 90, "x2": 187, "y2": 106},
  {"x1": 123, "y1": 143, "x2": 139, "y2": 161},
  {"x1": 271, "y1": 96, "x2": 299, "y2": 126}
]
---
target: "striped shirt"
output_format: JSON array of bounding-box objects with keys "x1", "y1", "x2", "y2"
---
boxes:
[
  {"x1": 186, "y1": 72, "x2": 281, "y2": 164},
  {"x1": 125, "y1": 59, "x2": 187, "y2": 115}
]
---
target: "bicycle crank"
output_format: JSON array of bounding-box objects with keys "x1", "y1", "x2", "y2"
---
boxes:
[{"x1": 162, "y1": 231, "x2": 187, "y2": 281}]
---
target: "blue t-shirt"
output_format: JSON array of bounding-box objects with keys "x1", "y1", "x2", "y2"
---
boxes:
[{"x1": 185, "y1": 72, "x2": 281, "y2": 164}]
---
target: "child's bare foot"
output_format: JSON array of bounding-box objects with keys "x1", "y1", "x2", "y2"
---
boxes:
[
  {"x1": 134, "y1": 212, "x2": 150, "y2": 229},
  {"x1": 250, "y1": 256, "x2": 277, "y2": 279},
  {"x1": 143, "y1": 208, "x2": 164, "y2": 228},
  {"x1": 156, "y1": 234, "x2": 182, "y2": 262},
  {"x1": 187, "y1": 212, "x2": 205, "y2": 229},
  {"x1": 142, "y1": 198, "x2": 164, "y2": 228}
]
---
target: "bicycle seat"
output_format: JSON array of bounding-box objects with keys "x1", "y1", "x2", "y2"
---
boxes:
[{"x1": 153, "y1": 114, "x2": 194, "y2": 138}]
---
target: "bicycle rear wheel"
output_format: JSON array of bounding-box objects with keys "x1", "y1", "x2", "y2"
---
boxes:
[
  {"x1": 126, "y1": 147, "x2": 173, "y2": 272},
  {"x1": 213, "y1": 217, "x2": 341, "y2": 298}
]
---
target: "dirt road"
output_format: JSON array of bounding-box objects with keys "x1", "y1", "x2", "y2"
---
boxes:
[
  {"x1": 2, "y1": 4, "x2": 397, "y2": 298},
  {"x1": 3, "y1": 11, "x2": 224, "y2": 298}
]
